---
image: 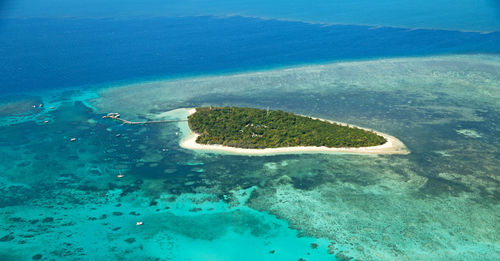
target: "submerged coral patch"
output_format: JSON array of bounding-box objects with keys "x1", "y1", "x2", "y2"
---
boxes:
[
  {"x1": 456, "y1": 129, "x2": 482, "y2": 138},
  {"x1": 0, "y1": 55, "x2": 499, "y2": 260}
]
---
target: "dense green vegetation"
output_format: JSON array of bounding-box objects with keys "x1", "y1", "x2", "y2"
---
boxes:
[{"x1": 188, "y1": 107, "x2": 387, "y2": 149}]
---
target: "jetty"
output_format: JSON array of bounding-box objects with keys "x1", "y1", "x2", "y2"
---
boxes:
[{"x1": 102, "y1": 113, "x2": 187, "y2": 125}]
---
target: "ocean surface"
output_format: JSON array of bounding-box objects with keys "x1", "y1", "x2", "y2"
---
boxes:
[
  {"x1": 2, "y1": 16, "x2": 500, "y2": 95},
  {"x1": 0, "y1": 1, "x2": 499, "y2": 260},
  {"x1": 3, "y1": 0, "x2": 500, "y2": 32}
]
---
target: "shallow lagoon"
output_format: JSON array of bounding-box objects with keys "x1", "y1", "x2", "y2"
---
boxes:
[{"x1": 0, "y1": 55, "x2": 498, "y2": 260}]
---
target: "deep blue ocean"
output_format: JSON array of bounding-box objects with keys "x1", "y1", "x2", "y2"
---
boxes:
[
  {"x1": 4, "y1": 0, "x2": 500, "y2": 32},
  {"x1": 1, "y1": 16, "x2": 500, "y2": 95}
]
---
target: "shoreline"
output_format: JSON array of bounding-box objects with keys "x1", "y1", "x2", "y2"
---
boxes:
[{"x1": 179, "y1": 108, "x2": 409, "y2": 156}]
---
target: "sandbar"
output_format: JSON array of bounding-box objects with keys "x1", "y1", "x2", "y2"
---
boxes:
[{"x1": 179, "y1": 108, "x2": 409, "y2": 155}]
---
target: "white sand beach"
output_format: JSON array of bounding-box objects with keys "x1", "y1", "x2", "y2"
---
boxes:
[{"x1": 179, "y1": 108, "x2": 409, "y2": 155}]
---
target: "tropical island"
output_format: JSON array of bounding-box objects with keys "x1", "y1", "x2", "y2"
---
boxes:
[{"x1": 181, "y1": 107, "x2": 409, "y2": 155}]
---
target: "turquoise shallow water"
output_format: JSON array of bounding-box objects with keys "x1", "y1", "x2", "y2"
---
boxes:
[
  {"x1": 1, "y1": 55, "x2": 499, "y2": 260},
  {"x1": 0, "y1": 99, "x2": 336, "y2": 260}
]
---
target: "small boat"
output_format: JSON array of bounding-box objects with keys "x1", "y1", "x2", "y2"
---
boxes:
[
  {"x1": 136, "y1": 221, "x2": 143, "y2": 226},
  {"x1": 117, "y1": 174, "x2": 124, "y2": 178},
  {"x1": 105, "y1": 112, "x2": 121, "y2": 119},
  {"x1": 70, "y1": 138, "x2": 77, "y2": 142}
]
